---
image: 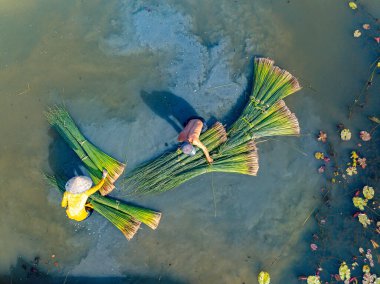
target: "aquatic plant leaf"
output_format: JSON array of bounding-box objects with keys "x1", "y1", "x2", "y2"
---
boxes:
[
  {"x1": 353, "y1": 30, "x2": 362, "y2": 37},
  {"x1": 310, "y1": 243, "x2": 318, "y2": 251},
  {"x1": 317, "y1": 131, "x2": 327, "y2": 142},
  {"x1": 346, "y1": 166, "x2": 357, "y2": 176},
  {"x1": 365, "y1": 249, "x2": 374, "y2": 267},
  {"x1": 369, "y1": 116, "x2": 380, "y2": 124},
  {"x1": 341, "y1": 129, "x2": 352, "y2": 140},
  {"x1": 360, "y1": 131, "x2": 371, "y2": 141},
  {"x1": 314, "y1": 152, "x2": 324, "y2": 160},
  {"x1": 371, "y1": 240, "x2": 379, "y2": 249},
  {"x1": 258, "y1": 271, "x2": 270, "y2": 284},
  {"x1": 349, "y1": 2, "x2": 357, "y2": 9},
  {"x1": 353, "y1": 197, "x2": 367, "y2": 210},
  {"x1": 363, "y1": 186, "x2": 374, "y2": 200},
  {"x1": 307, "y1": 276, "x2": 321, "y2": 284},
  {"x1": 339, "y1": 262, "x2": 351, "y2": 281},
  {"x1": 351, "y1": 151, "x2": 359, "y2": 159},
  {"x1": 358, "y1": 157, "x2": 367, "y2": 169},
  {"x1": 363, "y1": 24, "x2": 371, "y2": 30},
  {"x1": 363, "y1": 272, "x2": 377, "y2": 283},
  {"x1": 358, "y1": 213, "x2": 371, "y2": 228},
  {"x1": 318, "y1": 166, "x2": 325, "y2": 174}
]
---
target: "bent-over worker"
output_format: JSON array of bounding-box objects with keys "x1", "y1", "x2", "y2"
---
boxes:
[
  {"x1": 178, "y1": 116, "x2": 213, "y2": 163},
  {"x1": 61, "y1": 169, "x2": 108, "y2": 222}
]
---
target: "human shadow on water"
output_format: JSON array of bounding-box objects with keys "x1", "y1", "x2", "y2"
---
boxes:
[
  {"x1": 141, "y1": 91, "x2": 208, "y2": 133},
  {"x1": 217, "y1": 57, "x2": 255, "y2": 126},
  {"x1": 2, "y1": 256, "x2": 186, "y2": 284},
  {"x1": 140, "y1": 58, "x2": 255, "y2": 134},
  {"x1": 47, "y1": 128, "x2": 84, "y2": 180}
]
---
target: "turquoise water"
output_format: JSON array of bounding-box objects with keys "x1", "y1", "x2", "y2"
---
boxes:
[{"x1": 1, "y1": 0, "x2": 380, "y2": 283}]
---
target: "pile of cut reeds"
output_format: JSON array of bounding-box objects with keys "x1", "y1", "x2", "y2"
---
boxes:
[
  {"x1": 121, "y1": 57, "x2": 301, "y2": 195},
  {"x1": 46, "y1": 107, "x2": 161, "y2": 239},
  {"x1": 46, "y1": 106, "x2": 125, "y2": 196},
  {"x1": 46, "y1": 174, "x2": 161, "y2": 239}
]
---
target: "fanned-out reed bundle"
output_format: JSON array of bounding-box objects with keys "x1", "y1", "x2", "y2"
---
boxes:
[
  {"x1": 46, "y1": 174, "x2": 161, "y2": 240},
  {"x1": 123, "y1": 121, "x2": 228, "y2": 195},
  {"x1": 222, "y1": 58, "x2": 301, "y2": 150},
  {"x1": 121, "y1": 57, "x2": 301, "y2": 195},
  {"x1": 46, "y1": 106, "x2": 126, "y2": 195}
]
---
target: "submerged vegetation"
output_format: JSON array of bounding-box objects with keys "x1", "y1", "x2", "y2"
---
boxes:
[
  {"x1": 300, "y1": 123, "x2": 380, "y2": 283},
  {"x1": 298, "y1": 2, "x2": 380, "y2": 283},
  {"x1": 122, "y1": 57, "x2": 301, "y2": 196}
]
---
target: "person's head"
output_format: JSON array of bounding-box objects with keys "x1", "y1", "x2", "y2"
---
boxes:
[{"x1": 181, "y1": 142, "x2": 196, "y2": 156}]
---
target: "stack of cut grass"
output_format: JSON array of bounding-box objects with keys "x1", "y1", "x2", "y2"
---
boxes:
[
  {"x1": 121, "y1": 57, "x2": 301, "y2": 195},
  {"x1": 46, "y1": 106, "x2": 161, "y2": 239},
  {"x1": 46, "y1": 174, "x2": 161, "y2": 239},
  {"x1": 124, "y1": 121, "x2": 228, "y2": 195},
  {"x1": 46, "y1": 106, "x2": 126, "y2": 196}
]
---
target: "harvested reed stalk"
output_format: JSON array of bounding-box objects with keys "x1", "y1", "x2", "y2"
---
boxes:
[
  {"x1": 45, "y1": 174, "x2": 140, "y2": 240},
  {"x1": 91, "y1": 200, "x2": 141, "y2": 240},
  {"x1": 90, "y1": 194, "x2": 161, "y2": 230},
  {"x1": 47, "y1": 174, "x2": 161, "y2": 231},
  {"x1": 121, "y1": 57, "x2": 300, "y2": 196},
  {"x1": 226, "y1": 58, "x2": 301, "y2": 145},
  {"x1": 123, "y1": 122, "x2": 227, "y2": 194},
  {"x1": 123, "y1": 139, "x2": 258, "y2": 195},
  {"x1": 46, "y1": 106, "x2": 126, "y2": 195}
]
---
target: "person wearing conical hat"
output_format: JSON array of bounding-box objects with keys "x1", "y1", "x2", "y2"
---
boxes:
[{"x1": 61, "y1": 169, "x2": 108, "y2": 221}]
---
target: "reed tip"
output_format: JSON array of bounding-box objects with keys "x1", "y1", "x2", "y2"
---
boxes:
[{"x1": 124, "y1": 221, "x2": 142, "y2": 240}]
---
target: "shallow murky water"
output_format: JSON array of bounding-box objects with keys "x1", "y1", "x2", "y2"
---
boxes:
[{"x1": 1, "y1": 0, "x2": 380, "y2": 283}]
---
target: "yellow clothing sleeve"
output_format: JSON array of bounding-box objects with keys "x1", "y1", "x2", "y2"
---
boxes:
[
  {"x1": 61, "y1": 192, "x2": 68, "y2": 208},
  {"x1": 85, "y1": 177, "x2": 106, "y2": 196}
]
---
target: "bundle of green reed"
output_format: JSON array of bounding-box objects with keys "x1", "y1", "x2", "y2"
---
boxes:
[
  {"x1": 223, "y1": 58, "x2": 301, "y2": 150},
  {"x1": 46, "y1": 106, "x2": 126, "y2": 195},
  {"x1": 123, "y1": 121, "x2": 228, "y2": 195},
  {"x1": 46, "y1": 174, "x2": 161, "y2": 239},
  {"x1": 121, "y1": 57, "x2": 301, "y2": 195},
  {"x1": 45, "y1": 106, "x2": 161, "y2": 236}
]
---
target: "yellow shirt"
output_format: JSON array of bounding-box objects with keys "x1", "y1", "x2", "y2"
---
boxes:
[{"x1": 61, "y1": 178, "x2": 105, "y2": 222}]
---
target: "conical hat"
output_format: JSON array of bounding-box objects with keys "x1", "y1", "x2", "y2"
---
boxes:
[{"x1": 65, "y1": 176, "x2": 93, "y2": 194}]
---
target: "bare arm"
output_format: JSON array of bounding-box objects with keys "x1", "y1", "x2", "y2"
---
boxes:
[
  {"x1": 61, "y1": 192, "x2": 68, "y2": 208},
  {"x1": 192, "y1": 138, "x2": 213, "y2": 164}
]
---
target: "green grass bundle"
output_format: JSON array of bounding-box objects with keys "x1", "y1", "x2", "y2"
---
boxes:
[
  {"x1": 45, "y1": 106, "x2": 161, "y2": 236},
  {"x1": 46, "y1": 174, "x2": 162, "y2": 239},
  {"x1": 121, "y1": 57, "x2": 301, "y2": 195},
  {"x1": 225, "y1": 58, "x2": 300, "y2": 148},
  {"x1": 123, "y1": 121, "x2": 228, "y2": 195},
  {"x1": 46, "y1": 106, "x2": 126, "y2": 195}
]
